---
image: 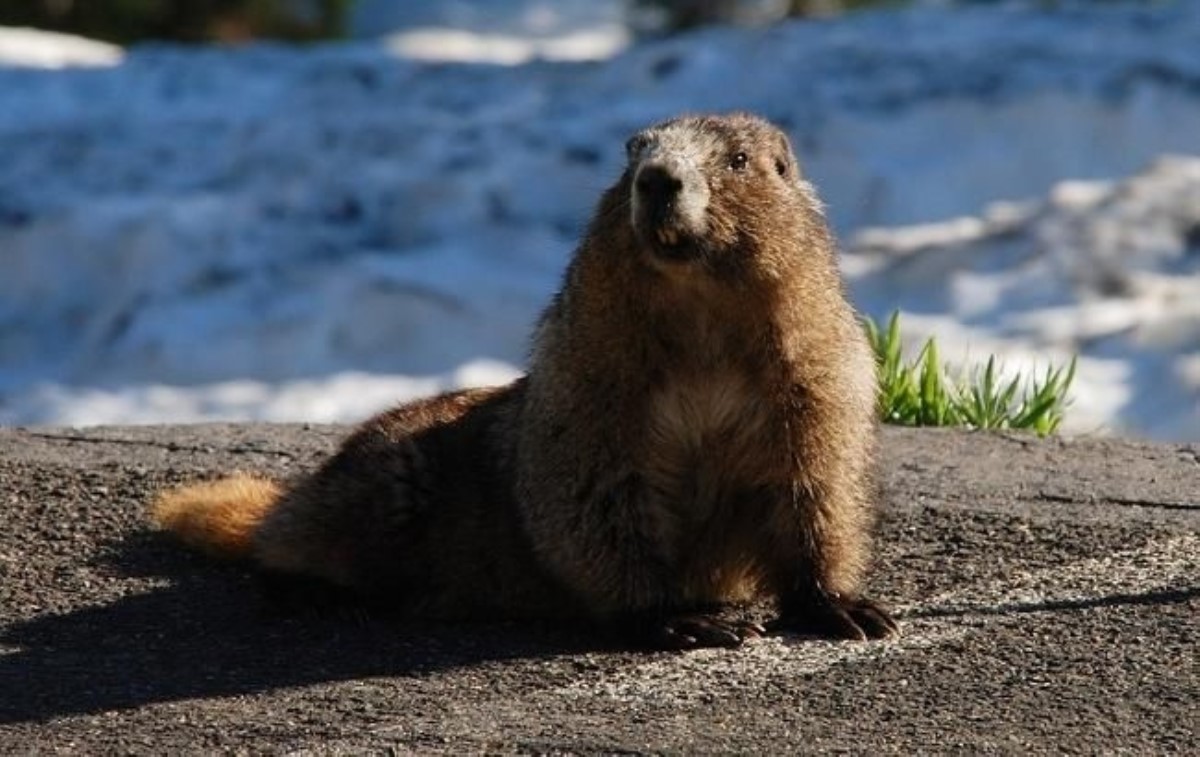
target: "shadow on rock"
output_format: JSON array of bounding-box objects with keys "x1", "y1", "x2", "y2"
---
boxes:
[
  {"x1": 0, "y1": 536, "x2": 593, "y2": 724},
  {"x1": 908, "y1": 585, "x2": 1200, "y2": 620}
]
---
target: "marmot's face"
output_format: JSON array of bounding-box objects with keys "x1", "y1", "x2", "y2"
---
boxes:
[{"x1": 623, "y1": 113, "x2": 811, "y2": 276}]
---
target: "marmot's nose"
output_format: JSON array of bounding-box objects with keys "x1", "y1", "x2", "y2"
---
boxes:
[{"x1": 635, "y1": 164, "x2": 684, "y2": 205}]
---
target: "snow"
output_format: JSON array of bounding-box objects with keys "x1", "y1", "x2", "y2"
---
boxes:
[
  {"x1": 0, "y1": 26, "x2": 122, "y2": 68},
  {"x1": 379, "y1": 25, "x2": 629, "y2": 64},
  {"x1": 0, "y1": 2, "x2": 1198, "y2": 440},
  {"x1": 355, "y1": 0, "x2": 631, "y2": 64},
  {"x1": 846, "y1": 155, "x2": 1200, "y2": 440}
]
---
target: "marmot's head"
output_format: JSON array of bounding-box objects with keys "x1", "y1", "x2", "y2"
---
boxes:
[{"x1": 615, "y1": 113, "x2": 827, "y2": 281}]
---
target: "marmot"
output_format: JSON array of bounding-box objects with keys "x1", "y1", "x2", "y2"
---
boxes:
[{"x1": 152, "y1": 113, "x2": 897, "y2": 649}]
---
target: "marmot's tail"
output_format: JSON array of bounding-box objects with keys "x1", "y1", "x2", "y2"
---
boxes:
[{"x1": 150, "y1": 473, "x2": 282, "y2": 559}]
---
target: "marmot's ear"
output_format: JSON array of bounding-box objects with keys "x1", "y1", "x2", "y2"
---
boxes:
[
  {"x1": 773, "y1": 131, "x2": 799, "y2": 180},
  {"x1": 625, "y1": 132, "x2": 650, "y2": 162}
]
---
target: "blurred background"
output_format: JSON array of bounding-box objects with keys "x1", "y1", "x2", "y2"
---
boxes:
[
  {"x1": 0, "y1": 0, "x2": 1197, "y2": 439},
  {"x1": 0, "y1": 1, "x2": 1076, "y2": 43}
]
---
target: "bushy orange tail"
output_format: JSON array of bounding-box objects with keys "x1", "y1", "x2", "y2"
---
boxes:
[{"x1": 150, "y1": 473, "x2": 282, "y2": 559}]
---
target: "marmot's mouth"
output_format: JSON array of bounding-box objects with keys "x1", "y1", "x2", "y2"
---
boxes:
[
  {"x1": 654, "y1": 226, "x2": 682, "y2": 247},
  {"x1": 635, "y1": 220, "x2": 704, "y2": 263}
]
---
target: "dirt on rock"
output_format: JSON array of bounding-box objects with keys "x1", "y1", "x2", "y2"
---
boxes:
[{"x1": 0, "y1": 424, "x2": 1196, "y2": 754}]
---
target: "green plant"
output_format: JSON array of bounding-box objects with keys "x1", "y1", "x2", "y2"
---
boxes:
[{"x1": 863, "y1": 311, "x2": 1076, "y2": 436}]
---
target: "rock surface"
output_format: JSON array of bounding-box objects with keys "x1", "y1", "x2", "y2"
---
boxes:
[{"x1": 1, "y1": 424, "x2": 1196, "y2": 753}]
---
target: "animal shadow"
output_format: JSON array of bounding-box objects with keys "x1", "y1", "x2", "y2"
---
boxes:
[{"x1": 0, "y1": 530, "x2": 595, "y2": 724}]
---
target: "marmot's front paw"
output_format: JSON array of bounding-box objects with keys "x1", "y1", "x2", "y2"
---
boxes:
[
  {"x1": 772, "y1": 594, "x2": 899, "y2": 641},
  {"x1": 639, "y1": 613, "x2": 766, "y2": 650}
]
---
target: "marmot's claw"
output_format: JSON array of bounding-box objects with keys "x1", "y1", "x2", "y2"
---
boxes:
[
  {"x1": 771, "y1": 594, "x2": 899, "y2": 641},
  {"x1": 654, "y1": 614, "x2": 765, "y2": 650},
  {"x1": 847, "y1": 597, "x2": 900, "y2": 639}
]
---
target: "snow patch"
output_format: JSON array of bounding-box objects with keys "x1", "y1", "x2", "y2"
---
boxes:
[
  {"x1": 0, "y1": 27, "x2": 122, "y2": 68},
  {"x1": 845, "y1": 156, "x2": 1200, "y2": 440},
  {"x1": 383, "y1": 25, "x2": 630, "y2": 64},
  {"x1": 12, "y1": 360, "x2": 523, "y2": 427},
  {"x1": 1, "y1": 2, "x2": 1199, "y2": 439}
]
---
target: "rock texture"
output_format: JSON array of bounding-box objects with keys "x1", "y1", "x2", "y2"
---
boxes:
[{"x1": 1, "y1": 424, "x2": 1196, "y2": 753}]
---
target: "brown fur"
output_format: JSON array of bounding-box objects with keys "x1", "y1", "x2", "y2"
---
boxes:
[
  {"x1": 151, "y1": 113, "x2": 896, "y2": 647},
  {"x1": 152, "y1": 473, "x2": 281, "y2": 558}
]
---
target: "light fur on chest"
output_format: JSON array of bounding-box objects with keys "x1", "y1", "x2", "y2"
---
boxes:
[
  {"x1": 636, "y1": 369, "x2": 779, "y2": 602},
  {"x1": 642, "y1": 370, "x2": 774, "y2": 506}
]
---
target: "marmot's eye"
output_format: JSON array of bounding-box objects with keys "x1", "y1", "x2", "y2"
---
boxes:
[
  {"x1": 729, "y1": 152, "x2": 749, "y2": 171},
  {"x1": 775, "y1": 158, "x2": 788, "y2": 177}
]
